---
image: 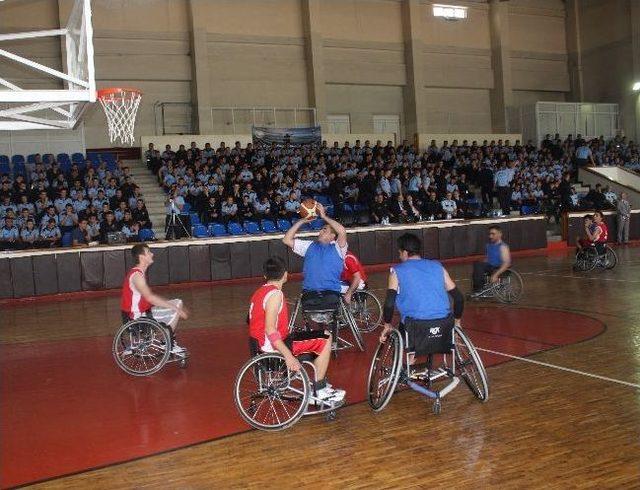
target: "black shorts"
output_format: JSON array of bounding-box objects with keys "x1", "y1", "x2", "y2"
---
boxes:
[
  {"x1": 400, "y1": 316, "x2": 454, "y2": 356},
  {"x1": 301, "y1": 290, "x2": 340, "y2": 311}
]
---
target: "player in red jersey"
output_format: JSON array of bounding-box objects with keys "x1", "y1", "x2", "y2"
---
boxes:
[
  {"x1": 121, "y1": 243, "x2": 189, "y2": 354},
  {"x1": 248, "y1": 257, "x2": 345, "y2": 404},
  {"x1": 588, "y1": 211, "x2": 609, "y2": 255},
  {"x1": 340, "y1": 250, "x2": 367, "y2": 304}
]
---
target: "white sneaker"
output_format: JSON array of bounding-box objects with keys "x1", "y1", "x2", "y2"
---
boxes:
[
  {"x1": 315, "y1": 386, "x2": 346, "y2": 404},
  {"x1": 171, "y1": 344, "x2": 186, "y2": 355}
]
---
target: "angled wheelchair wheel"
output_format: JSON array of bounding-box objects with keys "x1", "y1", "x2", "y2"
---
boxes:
[
  {"x1": 234, "y1": 353, "x2": 310, "y2": 431},
  {"x1": 603, "y1": 246, "x2": 617, "y2": 270},
  {"x1": 340, "y1": 302, "x2": 365, "y2": 351},
  {"x1": 574, "y1": 248, "x2": 596, "y2": 272},
  {"x1": 494, "y1": 269, "x2": 524, "y2": 304},
  {"x1": 367, "y1": 329, "x2": 403, "y2": 412},
  {"x1": 454, "y1": 327, "x2": 489, "y2": 402},
  {"x1": 351, "y1": 290, "x2": 382, "y2": 334},
  {"x1": 113, "y1": 318, "x2": 171, "y2": 376}
]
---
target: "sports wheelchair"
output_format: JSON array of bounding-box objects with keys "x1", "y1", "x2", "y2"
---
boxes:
[
  {"x1": 112, "y1": 317, "x2": 189, "y2": 376},
  {"x1": 367, "y1": 323, "x2": 488, "y2": 415},
  {"x1": 573, "y1": 244, "x2": 617, "y2": 272},
  {"x1": 288, "y1": 294, "x2": 365, "y2": 354},
  {"x1": 470, "y1": 268, "x2": 524, "y2": 304},
  {"x1": 348, "y1": 288, "x2": 383, "y2": 334},
  {"x1": 234, "y1": 342, "x2": 345, "y2": 431}
]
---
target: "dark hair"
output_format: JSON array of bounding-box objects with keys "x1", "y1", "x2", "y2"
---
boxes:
[
  {"x1": 593, "y1": 211, "x2": 604, "y2": 219},
  {"x1": 263, "y1": 256, "x2": 286, "y2": 281},
  {"x1": 488, "y1": 225, "x2": 502, "y2": 233},
  {"x1": 583, "y1": 214, "x2": 593, "y2": 221},
  {"x1": 131, "y1": 243, "x2": 150, "y2": 264},
  {"x1": 397, "y1": 233, "x2": 421, "y2": 256}
]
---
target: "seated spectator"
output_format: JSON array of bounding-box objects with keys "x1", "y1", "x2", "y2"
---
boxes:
[
  {"x1": 20, "y1": 219, "x2": 40, "y2": 249},
  {"x1": 254, "y1": 196, "x2": 271, "y2": 220},
  {"x1": 132, "y1": 199, "x2": 152, "y2": 229},
  {"x1": 238, "y1": 195, "x2": 255, "y2": 223},
  {"x1": 203, "y1": 196, "x2": 221, "y2": 224},
  {"x1": 604, "y1": 187, "x2": 617, "y2": 206},
  {"x1": 389, "y1": 194, "x2": 409, "y2": 224},
  {"x1": 99, "y1": 212, "x2": 119, "y2": 244},
  {"x1": 284, "y1": 193, "x2": 300, "y2": 220},
  {"x1": 121, "y1": 221, "x2": 141, "y2": 243},
  {"x1": 0, "y1": 216, "x2": 19, "y2": 250},
  {"x1": 40, "y1": 218, "x2": 61, "y2": 248},
  {"x1": 221, "y1": 196, "x2": 238, "y2": 224},
  {"x1": 423, "y1": 191, "x2": 442, "y2": 220},
  {"x1": 87, "y1": 214, "x2": 101, "y2": 241},
  {"x1": 72, "y1": 218, "x2": 91, "y2": 247},
  {"x1": 441, "y1": 192, "x2": 457, "y2": 219},
  {"x1": 404, "y1": 194, "x2": 421, "y2": 222},
  {"x1": 40, "y1": 206, "x2": 59, "y2": 230},
  {"x1": 59, "y1": 203, "x2": 78, "y2": 234}
]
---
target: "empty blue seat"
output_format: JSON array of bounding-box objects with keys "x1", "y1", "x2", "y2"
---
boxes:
[
  {"x1": 521, "y1": 205, "x2": 539, "y2": 215},
  {"x1": 57, "y1": 153, "x2": 71, "y2": 164},
  {"x1": 190, "y1": 212, "x2": 200, "y2": 225},
  {"x1": 0, "y1": 155, "x2": 9, "y2": 165},
  {"x1": 27, "y1": 154, "x2": 38, "y2": 164},
  {"x1": 244, "y1": 221, "x2": 261, "y2": 234},
  {"x1": 71, "y1": 153, "x2": 85, "y2": 163},
  {"x1": 276, "y1": 219, "x2": 291, "y2": 232},
  {"x1": 12, "y1": 163, "x2": 27, "y2": 178},
  {"x1": 228, "y1": 222, "x2": 245, "y2": 235},
  {"x1": 59, "y1": 162, "x2": 72, "y2": 175},
  {"x1": 0, "y1": 163, "x2": 10, "y2": 176},
  {"x1": 208, "y1": 223, "x2": 228, "y2": 237},
  {"x1": 61, "y1": 232, "x2": 73, "y2": 247},
  {"x1": 192, "y1": 224, "x2": 208, "y2": 238},
  {"x1": 325, "y1": 204, "x2": 335, "y2": 217},
  {"x1": 139, "y1": 228, "x2": 155, "y2": 241},
  {"x1": 11, "y1": 155, "x2": 25, "y2": 165},
  {"x1": 261, "y1": 219, "x2": 277, "y2": 233}
]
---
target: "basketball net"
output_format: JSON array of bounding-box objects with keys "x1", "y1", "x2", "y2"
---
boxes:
[{"x1": 97, "y1": 88, "x2": 142, "y2": 146}]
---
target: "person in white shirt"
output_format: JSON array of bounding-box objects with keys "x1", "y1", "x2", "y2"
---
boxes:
[{"x1": 441, "y1": 192, "x2": 457, "y2": 218}]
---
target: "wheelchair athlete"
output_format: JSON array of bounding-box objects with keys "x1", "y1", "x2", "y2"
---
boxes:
[
  {"x1": 248, "y1": 257, "x2": 346, "y2": 405},
  {"x1": 471, "y1": 225, "x2": 511, "y2": 293},
  {"x1": 340, "y1": 250, "x2": 367, "y2": 304},
  {"x1": 121, "y1": 243, "x2": 189, "y2": 354},
  {"x1": 576, "y1": 214, "x2": 596, "y2": 253},
  {"x1": 380, "y1": 233, "x2": 464, "y2": 356},
  {"x1": 588, "y1": 211, "x2": 609, "y2": 256}
]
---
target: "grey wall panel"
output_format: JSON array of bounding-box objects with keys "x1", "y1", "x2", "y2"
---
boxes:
[
  {"x1": 631, "y1": 214, "x2": 640, "y2": 240},
  {"x1": 81, "y1": 251, "x2": 104, "y2": 290},
  {"x1": 287, "y1": 246, "x2": 304, "y2": 273},
  {"x1": 346, "y1": 232, "x2": 360, "y2": 259},
  {"x1": 148, "y1": 247, "x2": 169, "y2": 286},
  {"x1": 451, "y1": 227, "x2": 470, "y2": 257},
  {"x1": 124, "y1": 248, "x2": 135, "y2": 271},
  {"x1": 374, "y1": 230, "x2": 393, "y2": 264},
  {"x1": 438, "y1": 227, "x2": 455, "y2": 259},
  {"x1": 168, "y1": 246, "x2": 190, "y2": 283},
  {"x1": 103, "y1": 250, "x2": 126, "y2": 289},
  {"x1": 267, "y1": 239, "x2": 289, "y2": 269},
  {"x1": 10, "y1": 257, "x2": 34, "y2": 297},
  {"x1": 508, "y1": 220, "x2": 524, "y2": 250},
  {"x1": 189, "y1": 245, "x2": 211, "y2": 281},
  {"x1": 211, "y1": 243, "x2": 231, "y2": 280},
  {"x1": 230, "y1": 241, "x2": 252, "y2": 278},
  {"x1": 359, "y1": 231, "x2": 376, "y2": 265},
  {"x1": 33, "y1": 255, "x2": 58, "y2": 295},
  {"x1": 57, "y1": 252, "x2": 81, "y2": 293},
  {"x1": 249, "y1": 241, "x2": 269, "y2": 277},
  {"x1": 422, "y1": 228, "x2": 439, "y2": 259},
  {"x1": 0, "y1": 258, "x2": 13, "y2": 298}
]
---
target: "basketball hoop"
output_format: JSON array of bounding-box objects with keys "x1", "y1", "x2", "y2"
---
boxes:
[{"x1": 97, "y1": 88, "x2": 142, "y2": 146}]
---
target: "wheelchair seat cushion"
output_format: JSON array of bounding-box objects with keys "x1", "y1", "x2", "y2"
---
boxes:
[
  {"x1": 301, "y1": 290, "x2": 340, "y2": 312},
  {"x1": 402, "y1": 316, "x2": 454, "y2": 356}
]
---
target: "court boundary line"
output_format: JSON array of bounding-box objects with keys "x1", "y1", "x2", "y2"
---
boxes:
[{"x1": 476, "y1": 346, "x2": 640, "y2": 389}]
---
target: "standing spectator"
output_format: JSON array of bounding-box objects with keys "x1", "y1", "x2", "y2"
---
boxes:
[
  {"x1": 494, "y1": 163, "x2": 513, "y2": 215},
  {"x1": 616, "y1": 192, "x2": 631, "y2": 244},
  {"x1": 441, "y1": 192, "x2": 457, "y2": 219},
  {"x1": 478, "y1": 163, "x2": 494, "y2": 209},
  {"x1": 575, "y1": 141, "x2": 595, "y2": 169}
]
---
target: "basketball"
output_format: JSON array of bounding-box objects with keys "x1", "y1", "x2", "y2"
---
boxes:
[{"x1": 299, "y1": 198, "x2": 317, "y2": 219}]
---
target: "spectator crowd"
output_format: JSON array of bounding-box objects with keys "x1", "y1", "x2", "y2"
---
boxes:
[{"x1": 0, "y1": 154, "x2": 153, "y2": 251}]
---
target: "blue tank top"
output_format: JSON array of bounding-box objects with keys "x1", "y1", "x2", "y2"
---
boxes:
[
  {"x1": 394, "y1": 259, "x2": 451, "y2": 322},
  {"x1": 486, "y1": 242, "x2": 504, "y2": 267},
  {"x1": 302, "y1": 242, "x2": 344, "y2": 292}
]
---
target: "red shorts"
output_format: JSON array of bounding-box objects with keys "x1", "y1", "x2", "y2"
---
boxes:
[{"x1": 286, "y1": 331, "x2": 329, "y2": 356}]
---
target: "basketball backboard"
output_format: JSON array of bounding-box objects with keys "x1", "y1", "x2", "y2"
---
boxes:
[{"x1": 0, "y1": 0, "x2": 96, "y2": 130}]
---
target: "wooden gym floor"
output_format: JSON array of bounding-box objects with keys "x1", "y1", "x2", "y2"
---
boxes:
[{"x1": 1, "y1": 247, "x2": 639, "y2": 488}]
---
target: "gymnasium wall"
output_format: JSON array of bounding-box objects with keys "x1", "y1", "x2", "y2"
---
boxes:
[{"x1": 2, "y1": 0, "x2": 576, "y2": 147}]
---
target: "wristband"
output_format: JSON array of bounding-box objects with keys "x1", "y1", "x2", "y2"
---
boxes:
[{"x1": 267, "y1": 331, "x2": 282, "y2": 344}]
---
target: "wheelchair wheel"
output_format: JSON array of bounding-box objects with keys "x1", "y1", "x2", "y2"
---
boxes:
[
  {"x1": 234, "y1": 353, "x2": 310, "y2": 431},
  {"x1": 340, "y1": 302, "x2": 365, "y2": 351},
  {"x1": 574, "y1": 248, "x2": 596, "y2": 272},
  {"x1": 454, "y1": 327, "x2": 489, "y2": 402},
  {"x1": 494, "y1": 269, "x2": 524, "y2": 304},
  {"x1": 603, "y1": 246, "x2": 617, "y2": 270},
  {"x1": 367, "y1": 329, "x2": 403, "y2": 412},
  {"x1": 112, "y1": 318, "x2": 171, "y2": 376},
  {"x1": 351, "y1": 290, "x2": 382, "y2": 334}
]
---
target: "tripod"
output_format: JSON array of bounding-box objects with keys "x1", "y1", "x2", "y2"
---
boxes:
[{"x1": 165, "y1": 200, "x2": 191, "y2": 240}]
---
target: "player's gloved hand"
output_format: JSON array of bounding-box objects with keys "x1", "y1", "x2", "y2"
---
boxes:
[
  {"x1": 285, "y1": 355, "x2": 302, "y2": 372},
  {"x1": 379, "y1": 323, "x2": 393, "y2": 343}
]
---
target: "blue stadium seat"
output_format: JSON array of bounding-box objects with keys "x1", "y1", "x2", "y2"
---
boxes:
[
  {"x1": 57, "y1": 153, "x2": 71, "y2": 164},
  {"x1": 521, "y1": 205, "x2": 539, "y2": 215},
  {"x1": 71, "y1": 153, "x2": 85, "y2": 164},
  {"x1": 192, "y1": 224, "x2": 208, "y2": 238},
  {"x1": 12, "y1": 163, "x2": 27, "y2": 178},
  {"x1": 139, "y1": 228, "x2": 155, "y2": 241},
  {"x1": 27, "y1": 154, "x2": 38, "y2": 164},
  {"x1": 11, "y1": 155, "x2": 25, "y2": 165},
  {"x1": 228, "y1": 222, "x2": 246, "y2": 235},
  {"x1": 0, "y1": 162, "x2": 10, "y2": 176},
  {"x1": 276, "y1": 219, "x2": 291, "y2": 232},
  {"x1": 181, "y1": 202, "x2": 191, "y2": 214},
  {"x1": 244, "y1": 221, "x2": 261, "y2": 234},
  {"x1": 0, "y1": 155, "x2": 9, "y2": 165},
  {"x1": 190, "y1": 212, "x2": 200, "y2": 225},
  {"x1": 59, "y1": 162, "x2": 72, "y2": 175},
  {"x1": 61, "y1": 232, "x2": 73, "y2": 247},
  {"x1": 315, "y1": 195, "x2": 331, "y2": 206},
  {"x1": 261, "y1": 219, "x2": 277, "y2": 233},
  {"x1": 342, "y1": 204, "x2": 354, "y2": 214},
  {"x1": 325, "y1": 204, "x2": 335, "y2": 217},
  {"x1": 43, "y1": 154, "x2": 55, "y2": 165},
  {"x1": 208, "y1": 223, "x2": 228, "y2": 237}
]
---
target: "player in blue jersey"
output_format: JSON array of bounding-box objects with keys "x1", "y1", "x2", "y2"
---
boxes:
[
  {"x1": 379, "y1": 233, "x2": 464, "y2": 354},
  {"x1": 471, "y1": 225, "x2": 511, "y2": 293},
  {"x1": 283, "y1": 202, "x2": 347, "y2": 311}
]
